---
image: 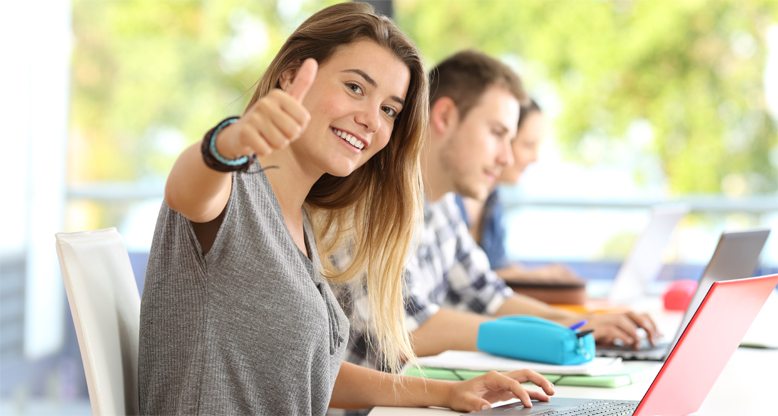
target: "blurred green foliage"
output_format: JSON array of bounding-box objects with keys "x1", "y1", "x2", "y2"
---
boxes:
[
  {"x1": 396, "y1": 0, "x2": 778, "y2": 195},
  {"x1": 70, "y1": 0, "x2": 778, "y2": 196},
  {"x1": 70, "y1": 0, "x2": 337, "y2": 182}
]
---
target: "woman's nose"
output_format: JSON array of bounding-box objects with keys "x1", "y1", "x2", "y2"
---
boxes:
[{"x1": 355, "y1": 105, "x2": 381, "y2": 134}]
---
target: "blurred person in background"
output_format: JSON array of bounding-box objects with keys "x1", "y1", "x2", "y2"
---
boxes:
[{"x1": 455, "y1": 98, "x2": 584, "y2": 285}]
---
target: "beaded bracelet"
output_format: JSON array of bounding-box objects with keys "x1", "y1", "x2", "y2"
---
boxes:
[{"x1": 200, "y1": 117, "x2": 253, "y2": 172}]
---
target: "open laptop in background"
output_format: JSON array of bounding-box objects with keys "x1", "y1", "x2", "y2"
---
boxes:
[
  {"x1": 472, "y1": 273, "x2": 778, "y2": 416},
  {"x1": 597, "y1": 228, "x2": 771, "y2": 360},
  {"x1": 586, "y1": 204, "x2": 689, "y2": 303}
]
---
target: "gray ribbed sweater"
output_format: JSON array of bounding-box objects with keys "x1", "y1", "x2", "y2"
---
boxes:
[{"x1": 138, "y1": 165, "x2": 348, "y2": 415}]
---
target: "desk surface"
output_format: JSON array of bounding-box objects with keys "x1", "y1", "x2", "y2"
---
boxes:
[
  {"x1": 368, "y1": 292, "x2": 778, "y2": 416},
  {"x1": 369, "y1": 347, "x2": 777, "y2": 415}
]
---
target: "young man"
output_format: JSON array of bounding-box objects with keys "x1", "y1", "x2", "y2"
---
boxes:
[{"x1": 341, "y1": 50, "x2": 658, "y2": 375}]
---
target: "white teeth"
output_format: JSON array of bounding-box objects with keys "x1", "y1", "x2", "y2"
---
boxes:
[{"x1": 333, "y1": 128, "x2": 364, "y2": 150}]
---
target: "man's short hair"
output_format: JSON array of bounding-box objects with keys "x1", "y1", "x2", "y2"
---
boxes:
[{"x1": 429, "y1": 50, "x2": 529, "y2": 120}]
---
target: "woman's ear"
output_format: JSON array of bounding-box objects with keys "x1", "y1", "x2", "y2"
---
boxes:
[
  {"x1": 430, "y1": 97, "x2": 459, "y2": 136},
  {"x1": 278, "y1": 67, "x2": 297, "y2": 91}
]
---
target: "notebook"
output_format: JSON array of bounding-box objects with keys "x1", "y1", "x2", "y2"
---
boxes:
[
  {"x1": 586, "y1": 204, "x2": 688, "y2": 303},
  {"x1": 597, "y1": 228, "x2": 770, "y2": 360},
  {"x1": 405, "y1": 363, "x2": 657, "y2": 388},
  {"x1": 472, "y1": 273, "x2": 778, "y2": 415},
  {"x1": 414, "y1": 350, "x2": 622, "y2": 376}
]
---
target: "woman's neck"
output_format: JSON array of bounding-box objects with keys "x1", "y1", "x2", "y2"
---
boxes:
[
  {"x1": 258, "y1": 149, "x2": 321, "y2": 216},
  {"x1": 257, "y1": 149, "x2": 322, "y2": 258}
]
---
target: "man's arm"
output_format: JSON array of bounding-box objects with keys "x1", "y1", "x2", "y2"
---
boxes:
[
  {"x1": 400, "y1": 195, "x2": 656, "y2": 356},
  {"x1": 409, "y1": 309, "x2": 490, "y2": 357},
  {"x1": 408, "y1": 294, "x2": 577, "y2": 358},
  {"x1": 494, "y1": 295, "x2": 660, "y2": 347},
  {"x1": 408, "y1": 294, "x2": 659, "y2": 357}
]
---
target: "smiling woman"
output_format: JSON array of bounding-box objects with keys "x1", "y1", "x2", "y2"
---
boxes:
[
  {"x1": 137, "y1": 2, "x2": 554, "y2": 415},
  {"x1": 278, "y1": 40, "x2": 411, "y2": 178}
]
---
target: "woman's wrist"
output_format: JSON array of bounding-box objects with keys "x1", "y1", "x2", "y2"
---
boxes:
[
  {"x1": 201, "y1": 117, "x2": 253, "y2": 172},
  {"x1": 213, "y1": 121, "x2": 244, "y2": 161},
  {"x1": 432, "y1": 379, "x2": 457, "y2": 409},
  {"x1": 405, "y1": 377, "x2": 456, "y2": 408}
]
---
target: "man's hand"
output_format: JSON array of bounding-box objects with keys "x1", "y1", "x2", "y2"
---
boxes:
[{"x1": 583, "y1": 311, "x2": 660, "y2": 348}]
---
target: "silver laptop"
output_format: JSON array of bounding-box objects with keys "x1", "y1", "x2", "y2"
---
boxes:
[
  {"x1": 587, "y1": 204, "x2": 688, "y2": 303},
  {"x1": 597, "y1": 228, "x2": 771, "y2": 361}
]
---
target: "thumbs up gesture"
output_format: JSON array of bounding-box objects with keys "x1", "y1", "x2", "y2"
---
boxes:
[{"x1": 215, "y1": 58, "x2": 317, "y2": 159}]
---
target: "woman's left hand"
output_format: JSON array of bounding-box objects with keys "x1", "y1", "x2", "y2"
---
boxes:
[{"x1": 446, "y1": 369, "x2": 554, "y2": 412}]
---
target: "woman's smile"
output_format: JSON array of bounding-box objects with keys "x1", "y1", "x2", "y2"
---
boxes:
[{"x1": 331, "y1": 127, "x2": 366, "y2": 152}]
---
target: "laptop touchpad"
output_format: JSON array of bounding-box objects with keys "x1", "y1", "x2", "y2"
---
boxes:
[{"x1": 474, "y1": 398, "x2": 592, "y2": 414}]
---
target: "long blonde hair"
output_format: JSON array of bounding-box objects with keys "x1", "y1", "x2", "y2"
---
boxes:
[{"x1": 245, "y1": 2, "x2": 428, "y2": 374}]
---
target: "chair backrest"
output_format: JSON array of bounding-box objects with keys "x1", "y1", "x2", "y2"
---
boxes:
[{"x1": 55, "y1": 228, "x2": 140, "y2": 416}]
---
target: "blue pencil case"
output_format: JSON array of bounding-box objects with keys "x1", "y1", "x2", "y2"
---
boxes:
[{"x1": 476, "y1": 316, "x2": 595, "y2": 365}]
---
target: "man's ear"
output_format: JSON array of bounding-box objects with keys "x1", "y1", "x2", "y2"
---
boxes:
[
  {"x1": 430, "y1": 97, "x2": 459, "y2": 136},
  {"x1": 278, "y1": 67, "x2": 297, "y2": 91}
]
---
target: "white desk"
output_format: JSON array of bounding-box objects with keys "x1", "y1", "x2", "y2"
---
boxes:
[{"x1": 368, "y1": 292, "x2": 778, "y2": 415}]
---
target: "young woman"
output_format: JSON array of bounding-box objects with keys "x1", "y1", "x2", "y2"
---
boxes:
[
  {"x1": 456, "y1": 99, "x2": 583, "y2": 284},
  {"x1": 138, "y1": 3, "x2": 554, "y2": 415}
]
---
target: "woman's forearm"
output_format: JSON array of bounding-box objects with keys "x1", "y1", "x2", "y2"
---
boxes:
[
  {"x1": 329, "y1": 361, "x2": 454, "y2": 410},
  {"x1": 164, "y1": 141, "x2": 233, "y2": 223}
]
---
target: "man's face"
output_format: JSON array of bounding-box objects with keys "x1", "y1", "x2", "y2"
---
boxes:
[{"x1": 438, "y1": 85, "x2": 520, "y2": 200}]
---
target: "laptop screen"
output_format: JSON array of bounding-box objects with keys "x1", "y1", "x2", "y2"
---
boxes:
[
  {"x1": 635, "y1": 274, "x2": 778, "y2": 416},
  {"x1": 665, "y1": 229, "x2": 770, "y2": 352}
]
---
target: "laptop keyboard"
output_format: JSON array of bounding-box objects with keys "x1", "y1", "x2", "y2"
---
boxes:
[
  {"x1": 596, "y1": 339, "x2": 670, "y2": 360},
  {"x1": 518, "y1": 400, "x2": 638, "y2": 415}
]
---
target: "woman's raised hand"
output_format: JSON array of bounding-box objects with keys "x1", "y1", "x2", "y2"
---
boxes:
[
  {"x1": 215, "y1": 58, "x2": 318, "y2": 159},
  {"x1": 446, "y1": 369, "x2": 554, "y2": 413}
]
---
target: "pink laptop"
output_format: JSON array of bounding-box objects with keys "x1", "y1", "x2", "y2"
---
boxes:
[{"x1": 472, "y1": 273, "x2": 778, "y2": 416}]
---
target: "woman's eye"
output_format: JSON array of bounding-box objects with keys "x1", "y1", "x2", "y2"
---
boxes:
[
  {"x1": 382, "y1": 106, "x2": 398, "y2": 118},
  {"x1": 347, "y1": 83, "x2": 363, "y2": 95}
]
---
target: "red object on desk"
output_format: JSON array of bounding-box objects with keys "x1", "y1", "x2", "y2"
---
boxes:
[{"x1": 662, "y1": 279, "x2": 698, "y2": 311}]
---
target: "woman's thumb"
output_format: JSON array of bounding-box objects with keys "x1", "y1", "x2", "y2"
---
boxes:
[{"x1": 287, "y1": 58, "x2": 318, "y2": 102}]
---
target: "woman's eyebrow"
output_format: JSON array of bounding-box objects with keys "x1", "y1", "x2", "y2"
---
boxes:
[
  {"x1": 341, "y1": 69, "x2": 405, "y2": 107},
  {"x1": 343, "y1": 69, "x2": 377, "y2": 87}
]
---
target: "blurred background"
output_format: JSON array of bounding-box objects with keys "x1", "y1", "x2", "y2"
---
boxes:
[{"x1": 1, "y1": 0, "x2": 776, "y2": 414}]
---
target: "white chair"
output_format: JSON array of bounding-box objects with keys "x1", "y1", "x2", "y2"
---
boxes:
[{"x1": 55, "y1": 228, "x2": 140, "y2": 416}]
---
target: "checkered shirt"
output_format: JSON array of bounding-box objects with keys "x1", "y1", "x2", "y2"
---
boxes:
[{"x1": 339, "y1": 193, "x2": 515, "y2": 374}]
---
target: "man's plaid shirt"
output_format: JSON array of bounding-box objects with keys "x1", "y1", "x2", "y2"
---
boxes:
[{"x1": 340, "y1": 192, "x2": 516, "y2": 372}]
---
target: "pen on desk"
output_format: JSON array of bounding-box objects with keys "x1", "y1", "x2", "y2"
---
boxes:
[
  {"x1": 576, "y1": 329, "x2": 594, "y2": 338},
  {"x1": 568, "y1": 320, "x2": 587, "y2": 331}
]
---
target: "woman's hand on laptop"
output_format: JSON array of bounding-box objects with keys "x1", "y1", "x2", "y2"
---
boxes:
[
  {"x1": 446, "y1": 369, "x2": 555, "y2": 412},
  {"x1": 585, "y1": 312, "x2": 660, "y2": 348}
]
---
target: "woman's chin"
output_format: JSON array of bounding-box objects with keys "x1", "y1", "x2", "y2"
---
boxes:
[{"x1": 326, "y1": 164, "x2": 360, "y2": 178}]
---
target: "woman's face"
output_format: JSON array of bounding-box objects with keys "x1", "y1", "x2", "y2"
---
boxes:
[
  {"x1": 287, "y1": 40, "x2": 411, "y2": 178},
  {"x1": 497, "y1": 111, "x2": 546, "y2": 185}
]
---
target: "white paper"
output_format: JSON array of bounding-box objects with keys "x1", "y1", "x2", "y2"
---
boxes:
[{"x1": 417, "y1": 350, "x2": 623, "y2": 376}]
